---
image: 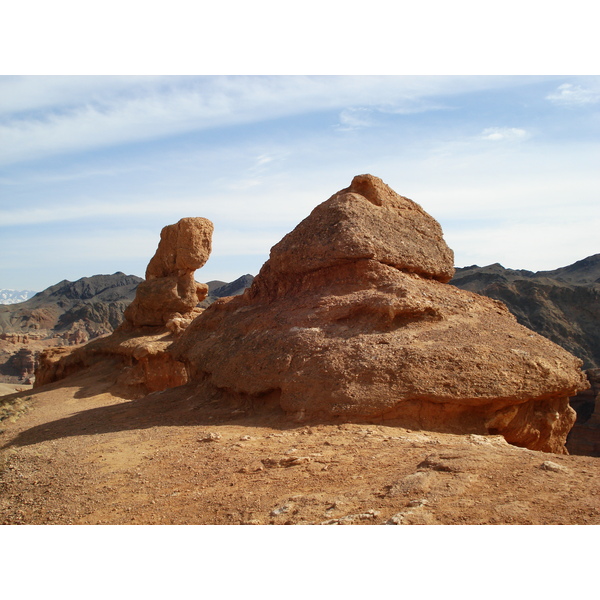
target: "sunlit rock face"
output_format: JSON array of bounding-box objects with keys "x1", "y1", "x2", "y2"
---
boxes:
[
  {"x1": 36, "y1": 217, "x2": 214, "y2": 396},
  {"x1": 174, "y1": 175, "x2": 588, "y2": 453},
  {"x1": 124, "y1": 217, "x2": 214, "y2": 328}
]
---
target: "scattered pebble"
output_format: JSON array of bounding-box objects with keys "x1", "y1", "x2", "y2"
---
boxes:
[
  {"x1": 271, "y1": 503, "x2": 293, "y2": 516},
  {"x1": 197, "y1": 432, "x2": 222, "y2": 442},
  {"x1": 539, "y1": 460, "x2": 569, "y2": 473},
  {"x1": 321, "y1": 510, "x2": 380, "y2": 525}
]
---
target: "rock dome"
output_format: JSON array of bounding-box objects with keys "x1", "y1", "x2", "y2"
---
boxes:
[{"x1": 174, "y1": 175, "x2": 588, "y2": 453}]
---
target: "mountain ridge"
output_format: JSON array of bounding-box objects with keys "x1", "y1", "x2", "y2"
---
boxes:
[{"x1": 450, "y1": 253, "x2": 600, "y2": 369}]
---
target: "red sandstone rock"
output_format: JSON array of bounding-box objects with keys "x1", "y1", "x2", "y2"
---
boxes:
[
  {"x1": 35, "y1": 218, "x2": 213, "y2": 395},
  {"x1": 265, "y1": 174, "x2": 454, "y2": 284},
  {"x1": 124, "y1": 217, "x2": 213, "y2": 328},
  {"x1": 174, "y1": 175, "x2": 588, "y2": 453}
]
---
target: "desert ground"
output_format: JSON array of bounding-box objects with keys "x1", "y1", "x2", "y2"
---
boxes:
[{"x1": 1, "y1": 363, "x2": 598, "y2": 526}]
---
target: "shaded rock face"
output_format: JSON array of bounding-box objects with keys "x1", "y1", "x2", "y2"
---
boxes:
[
  {"x1": 174, "y1": 174, "x2": 588, "y2": 453},
  {"x1": 124, "y1": 217, "x2": 214, "y2": 328},
  {"x1": 451, "y1": 258, "x2": 600, "y2": 456},
  {"x1": 567, "y1": 369, "x2": 600, "y2": 456},
  {"x1": 5, "y1": 348, "x2": 38, "y2": 381}
]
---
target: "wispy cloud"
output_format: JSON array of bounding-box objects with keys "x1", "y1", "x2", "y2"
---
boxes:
[
  {"x1": 546, "y1": 82, "x2": 600, "y2": 106},
  {"x1": 479, "y1": 127, "x2": 530, "y2": 142},
  {"x1": 0, "y1": 75, "x2": 542, "y2": 166},
  {"x1": 0, "y1": 75, "x2": 168, "y2": 117},
  {"x1": 3, "y1": 76, "x2": 599, "y2": 290},
  {"x1": 336, "y1": 107, "x2": 375, "y2": 131}
]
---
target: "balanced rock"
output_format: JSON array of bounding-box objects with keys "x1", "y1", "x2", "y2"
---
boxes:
[
  {"x1": 124, "y1": 217, "x2": 214, "y2": 327},
  {"x1": 174, "y1": 175, "x2": 588, "y2": 453},
  {"x1": 35, "y1": 217, "x2": 213, "y2": 395}
]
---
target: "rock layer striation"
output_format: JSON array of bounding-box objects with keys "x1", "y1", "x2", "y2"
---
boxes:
[{"x1": 174, "y1": 175, "x2": 588, "y2": 453}]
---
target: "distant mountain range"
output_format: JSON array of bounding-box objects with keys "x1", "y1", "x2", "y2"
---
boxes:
[
  {"x1": 202, "y1": 275, "x2": 255, "y2": 306},
  {"x1": 0, "y1": 272, "x2": 256, "y2": 339},
  {"x1": 0, "y1": 272, "x2": 144, "y2": 338},
  {"x1": 450, "y1": 254, "x2": 600, "y2": 369},
  {"x1": 0, "y1": 289, "x2": 37, "y2": 305}
]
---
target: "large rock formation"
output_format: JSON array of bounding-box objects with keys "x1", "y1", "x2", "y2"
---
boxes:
[
  {"x1": 35, "y1": 218, "x2": 214, "y2": 395},
  {"x1": 173, "y1": 175, "x2": 588, "y2": 453},
  {"x1": 450, "y1": 257, "x2": 600, "y2": 455},
  {"x1": 123, "y1": 217, "x2": 213, "y2": 328}
]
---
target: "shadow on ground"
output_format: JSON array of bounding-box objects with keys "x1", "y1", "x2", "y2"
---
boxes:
[{"x1": 2, "y1": 370, "x2": 291, "y2": 449}]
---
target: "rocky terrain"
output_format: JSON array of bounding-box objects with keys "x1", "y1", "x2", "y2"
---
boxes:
[
  {"x1": 1, "y1": 174, "x2": 598, "y2": 525},
  {"x1": 1, "y1": 374, "x2": 598, "y2": 525},
  {"x1": 173, "y1": 175, "x2": 587, "y2": 454},
  {"x1": 0, "y1": 273, "x2": 254, "y2": 386}
]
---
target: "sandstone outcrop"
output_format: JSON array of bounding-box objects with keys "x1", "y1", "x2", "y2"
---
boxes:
[
  {"x1": 173, "y1": 175, "x2": 588, "y2": 453},
  {"x1": 123, "y1": 217, "x2": 213, "y2": 328},
  {"x1": 35, "y1": 218, "x2": 214, "y2": 396}
]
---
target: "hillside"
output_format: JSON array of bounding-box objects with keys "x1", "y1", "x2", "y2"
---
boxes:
[
  {"x1": 0, "y1": 272, "x2": 143, "y2": 337},
  {"x1": 0, "y1": 272, "x2": 254, "y2": 385},
  {"x1": 0, "y1": 273, "x2": 142, "y2": 383},
  {"x1": 201, "y1": 275, "x2": 255, "y2": 307}
]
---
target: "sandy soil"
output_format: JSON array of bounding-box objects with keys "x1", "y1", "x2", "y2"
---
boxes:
[
  {"x1": 0, "y1": 383, "x2": 32, "y2": 397},
  {"x1": 1, "y1": 364, "x2": 599, "y2": 525}
]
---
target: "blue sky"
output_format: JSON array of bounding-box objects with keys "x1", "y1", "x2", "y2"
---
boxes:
[{"x1": 1, "y1": 74, "x2": 599, "y2": 291}]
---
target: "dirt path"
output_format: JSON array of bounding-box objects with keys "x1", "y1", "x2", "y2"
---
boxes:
[{"x1": 1, "y1": 367, "x2": 599, "y2": 525}]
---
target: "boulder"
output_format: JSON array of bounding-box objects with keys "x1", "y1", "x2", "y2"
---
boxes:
[{"x1": 174, "y1": 175, "x2": 588, "y2": 453}]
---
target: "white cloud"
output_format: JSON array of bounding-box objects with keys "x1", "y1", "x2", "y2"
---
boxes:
[
  {"x1": 0, "y1": 75, "x2": 168, "y2": 116},
  {"x1": 0, "y1": 75, "x2": 545, "y2": 166},
  {"x1": 336, "y1": 107, "x2": 375, "y2": 131},
  {"x1": 480, "y1": 127, "x2": 530, "y2": 142},
  {"x1": 546, "y1": 83, "x2": 600, "y2": 106}
]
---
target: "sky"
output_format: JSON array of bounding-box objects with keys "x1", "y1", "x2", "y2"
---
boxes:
[{"x1": 1, "y1": 74, "x2": 600, "y2": 291}]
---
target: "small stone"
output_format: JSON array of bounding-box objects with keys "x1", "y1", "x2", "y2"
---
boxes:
[
  {"x1": 386, "y1": 513, "x2": 405, "y2": 525},
  {"x1": 539, "y1": 460, "x2": 569, "y2": 473},
  {"x1": 271, "y1": 503, "x2": 293, "y2": 516},
  {"x1": 198, "y1": 432, "x2": 222, "y2": 442},
  {"x1": 408, "y1": 498, "x2": 429, "y2": 508}
]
